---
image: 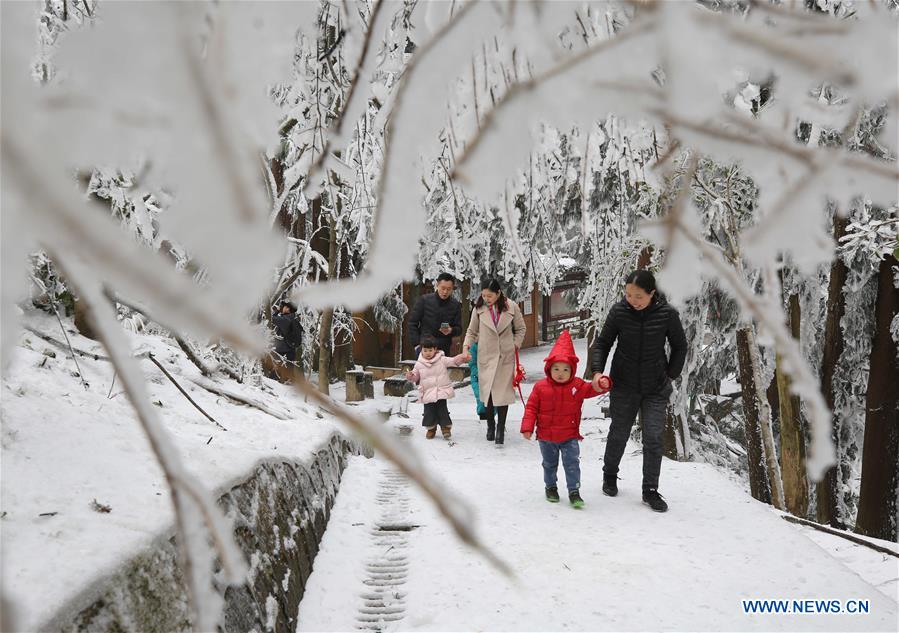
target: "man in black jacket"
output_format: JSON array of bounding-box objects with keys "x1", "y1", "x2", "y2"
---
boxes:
[
  {"x1": 408, "y1": 273, "x2": 463, "y2": 357},
  {"x1": 591, "y1": 270, "x2": 687, "y2": 512},
  {"x1": 272, "y1": 301, "x2": 303, "y2": 363}
]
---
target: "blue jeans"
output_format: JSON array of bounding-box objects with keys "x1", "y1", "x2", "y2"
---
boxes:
[{"x1": 539, "y1": 439, "x2": 581, "y2": 492}]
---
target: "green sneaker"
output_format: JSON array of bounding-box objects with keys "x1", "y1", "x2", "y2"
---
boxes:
[
  {"x1": 569, "y1": 490, "x2": 585, "y2": 509},
  {"x1": 545, "y1": 486, "x2": 560, "y2": 503}
]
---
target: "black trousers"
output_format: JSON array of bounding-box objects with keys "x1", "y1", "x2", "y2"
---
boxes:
[
  {"x1": 603, "y1": 388, "x2": 670, "y2": 490},
  {"x1": 422, "y1": 399, "x2": 452, "y2": 428},
  {"x1": 485, "y1": 397, "x2": 508, "y2": 426}
]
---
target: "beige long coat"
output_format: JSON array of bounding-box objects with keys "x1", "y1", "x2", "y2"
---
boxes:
[{"x1": 463, "y1": 300, "x2": 526, "y2": 406}]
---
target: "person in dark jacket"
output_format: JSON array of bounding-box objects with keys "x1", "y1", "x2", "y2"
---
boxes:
[
  {"x1": 272, "y1": 301, "x2": 303, "y2": 363},
  {"x1": 408, "y1": 273, "x2": 463, "y2": 357},
  {"x1": 590, "y1": 270, "x2": 687, "y2": 512}
]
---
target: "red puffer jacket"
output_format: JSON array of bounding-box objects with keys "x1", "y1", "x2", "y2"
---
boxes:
[{"x1": 520, "y1": 331, "x2": 606, "y2": 443}]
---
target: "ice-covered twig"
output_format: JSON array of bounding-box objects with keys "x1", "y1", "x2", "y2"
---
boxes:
[
  {"x1": 694, "y1": 10, "x2": 854, "y2": 86},
  {"x1": 189, "y1": 376, "x2": 292, "y2": 421},
  {"x1": 302, "y1": 0, "x2": 389, "y2": 194},
  {"x1": 177, "y1": 13, "x2": 259, "y2": 224},
  {"x1": 3, "y1": 140, "x2": 263, "y2": 356},
  {"x1": 53, "y1": 305, "x2": 89, "y2": 390},
  {"x1": 29, "y1": 275, "x2": 90, "y2": 389},
  {"x1": 297, "y1": 0, "x2": 488, "y2": 310},
  {"x1": 108, "y1": 291, "x2": 245, "y2": 384},
  {"x1": 780, "y1": 514, "x2": 899, "y2": 558},
  {"x1": 290, "y1": 373, "x2": 514, "y2": 578},
  {"x1": 45, "y1": 265, "x2": 246, "y2": 632},
  {"x1": 22, "y1": 325, "x2": 109, "y2": 361},
  {"x1": 23, "y1": 323, "x2": 225, "y2": 429},
  {"x1": 643, "y1": 200, "x2": 836, "y2": 481},
  {"x1": 144, "y1": 352, "x2": 226, "y2": 431},
  {"x1": 452, "y1": 14, "x2": 657, "y2": 182},
  {"x1": 173, "y1": 336, "x2": 214, "y2": 378}
]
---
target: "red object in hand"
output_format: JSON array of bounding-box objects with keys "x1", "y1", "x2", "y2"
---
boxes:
[
  {"x1": 592, "y1": 373, "x2": 613, "y2": 394},
  {"x1": 513, "y1": 349, "x2": 526, "y2": 402}
]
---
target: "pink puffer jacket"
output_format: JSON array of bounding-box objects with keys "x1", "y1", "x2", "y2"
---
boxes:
[{"x1": 409, "y1": 351, "x2": 467, "y2": 404}]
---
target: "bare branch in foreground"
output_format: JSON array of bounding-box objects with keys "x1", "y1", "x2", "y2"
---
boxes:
[
  {"x1": 44, "y1": 261, "x2": 246, "y2": 631},
  {"x1": 452, "y1": 14, "x2": 657, "y2": 181},
  {"x1": 643, "y1": 204, "x2": 835, "y2": 481},
  {"x1": 290, "y1": 374, "x2": 515, "y2": 579}
]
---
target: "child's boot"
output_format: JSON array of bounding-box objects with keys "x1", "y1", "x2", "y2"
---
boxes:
[
  {"x1": 569, "y1": 490, "x2": 585, "y2": 509},
  {"x1": 425, "y1": 426, "x2": 437, "y2": 439},
  {"x1": 441, "y1": 425, "x2": 452, "y2": 439},
  {"x1": 545, "y1": 486, "x2": 560, "y2": 503},
  {"x1": 486, "y1": 420, "x2": 495, "y2": 441}
]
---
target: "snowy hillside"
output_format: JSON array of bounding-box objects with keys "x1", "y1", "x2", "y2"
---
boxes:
[{"x1": 0, "y1": 310, "x2": 343, "y2": 631}]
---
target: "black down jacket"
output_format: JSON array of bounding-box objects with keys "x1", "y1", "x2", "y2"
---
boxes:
[
  {"x1": 408, "y1": 292, "x2": 462, "y2": 349},
  {"x1": 590, "y1": 296, "x2": 687, "y2": 395},
  {"x1": 272, "y1": 313, "x2": 303, "y2": 355}
]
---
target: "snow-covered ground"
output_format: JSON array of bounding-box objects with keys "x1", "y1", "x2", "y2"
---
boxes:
[
  {"x1": 3, "y1": 318, "x2": 896, "y2": 632},
  {"x1": 298, "y1": 338, "x2": 899, "y2": 632},
  {"x1": 0, "y1": 311, "x2": 341, "y2": 631}
]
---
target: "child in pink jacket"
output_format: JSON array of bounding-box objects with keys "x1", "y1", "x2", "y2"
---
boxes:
[{"x1": 406, "y1": 335, "x2": 470, "y2": 439}]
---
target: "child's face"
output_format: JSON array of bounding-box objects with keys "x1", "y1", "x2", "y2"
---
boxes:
[
  {"x1": 550, "y1": 362, "x2": 572, "y2": 383},
  {"x1": 421, "y1": 346, "x2": 438, "y2": 360}
]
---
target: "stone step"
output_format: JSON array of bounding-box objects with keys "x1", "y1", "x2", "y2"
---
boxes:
[
  {"x1": 384, "y1": 375, "x2": 413, "y2": 397},
  {"x1": 346, "y1": 370, "x2": 374, "y2": 402},
  {"x1": 447, "y1": 365, "x2": 471, "y2": 382},
  {"x1": 364, "y1": 366, "x2": 404, "y2": 380}
]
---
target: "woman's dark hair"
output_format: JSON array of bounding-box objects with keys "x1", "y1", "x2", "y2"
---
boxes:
[
  {"x1": 420, "y1": 335, "x2": 439, "y2": 349},
  {"x1": 625, "y1": 270, "x2": 657, "y2": 295},
  {"x1": 475, "y1": 278, "x2": 508, "y2": 313}
]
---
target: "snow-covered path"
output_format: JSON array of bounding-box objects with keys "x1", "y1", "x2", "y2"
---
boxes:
[{"x1": 298, "y1": 340, "x2": 898, "y2": 632}]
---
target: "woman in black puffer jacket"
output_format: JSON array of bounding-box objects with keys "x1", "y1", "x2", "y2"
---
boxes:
[{"x1": 590, "y1": 270, "x2": 687, "y2": 512}]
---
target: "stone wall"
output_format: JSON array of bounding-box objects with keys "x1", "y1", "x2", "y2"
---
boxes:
[{"x1": 44, "y1": 433, "x2": 369, "y2": 633}]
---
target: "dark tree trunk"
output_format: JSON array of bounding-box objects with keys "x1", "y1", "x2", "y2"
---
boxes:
[
  {"x1": 317, "y1": 217, "x2": 338, "y2": 395},
  {"x1": 736, "y1": 326, "x2": 773, "y2": 504},
  {"x1": 402, "y1": 280, "x2": 424, "y2": 361},
  {"x1": 779, "y1": 293, "x2": 809, "y2": 517},
  {"x1": 663, "y1": 406, "x2": 686, "y2": 461},
  {"x1": 817, "y1": 215, "x2": 849, "y2": 528},
  {"x1": 73, "y1": 298, "x2": 98, "y2": 340},
  {"x1": 855, "y1": 255, "x2": 899, "y2": 541},
  {"x1": 330, "y1": 319, "x2": 353, "y2": 381}
]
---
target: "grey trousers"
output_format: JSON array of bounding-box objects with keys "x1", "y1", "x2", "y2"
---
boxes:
[{"x1": 603, "y1": 387, "x2": 670, "y2": 490}]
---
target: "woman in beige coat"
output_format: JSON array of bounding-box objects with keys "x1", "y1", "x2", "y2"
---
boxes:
[{"x1": 463, "y1": 279, "x2": 526, "y2": 445}]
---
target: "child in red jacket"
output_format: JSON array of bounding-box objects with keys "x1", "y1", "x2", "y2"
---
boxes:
[{"x1": 520, "y1": 330, "x2": 611, "y2": 508}]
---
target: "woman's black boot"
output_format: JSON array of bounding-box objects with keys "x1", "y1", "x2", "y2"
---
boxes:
[
  {"x1": 495, "y1": 420, "x2": 505, "y2": 445},
  {"x1": 486, "y1": 420, "x2": 495, "y2": 441}
]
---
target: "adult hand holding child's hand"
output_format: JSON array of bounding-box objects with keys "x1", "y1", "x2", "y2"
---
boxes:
[{"x1": 592, "y1": 373, "x2": 612, "y2": 393}]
